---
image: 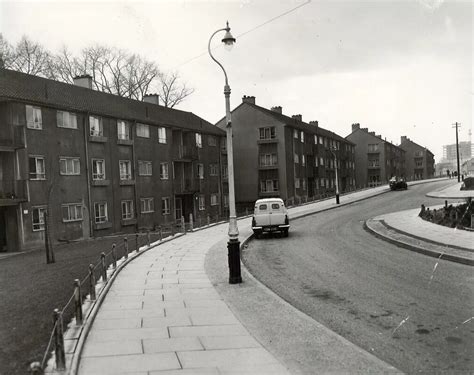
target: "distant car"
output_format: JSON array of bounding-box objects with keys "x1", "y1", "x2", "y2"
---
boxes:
[
  {"x1": 389, "y1": 177, "x2": 407, "y2": 190},
  {"x1": 252, "y1": 198, "x2": 290, "y2": 238}
]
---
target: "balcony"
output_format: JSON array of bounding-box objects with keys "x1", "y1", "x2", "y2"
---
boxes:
[
  {"x1": 174, "y1": 178, "x2": 199, "y2": 194},
  {"x1": 0, "y1": 179, "x2": 28, "y2": 206},
  {"x1": 0, "y1": 126, "x2": 26, "y2": 151},
  {"x1": 258, "y1": 163, "x2": 278, "y2": 170},
  {"x1": 174, "y1": 145, "x2": 198, "y2": 161}
]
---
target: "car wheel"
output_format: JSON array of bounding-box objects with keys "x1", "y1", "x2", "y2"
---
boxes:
[{"x1": 284, "y1": 230, "x2": 289, "y2": 237}]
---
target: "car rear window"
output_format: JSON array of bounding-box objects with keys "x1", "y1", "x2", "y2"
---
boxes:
[
  {"x1": 271, "y1": 203, "x2": 280, "y2": 209},
  {"x1": 259, "y1": 204, "x2": 268, "y2": 210}
]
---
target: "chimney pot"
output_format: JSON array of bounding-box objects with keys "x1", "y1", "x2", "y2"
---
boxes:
[
  {"x1": 310, "y1": 121, "x2": 319, "y2": 127},
  {"x1": 73, "y1": 74, "x2": 93, "y2": 89},
  {"x1": 292, "y1": 114, "x2": 302, "y2": 121},
  {"x1": 271, "y1": 106, "x2": 282, "y2": 114},
  {"x1": 242, "y1": 95, "x2": 255, "y2": 104},
  {"x1": 351, "y1": 123, "x2": 360, "y2": 132}
]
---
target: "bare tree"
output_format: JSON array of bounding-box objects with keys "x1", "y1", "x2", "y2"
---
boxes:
[
  {"x1": 157, "y1": 72, "x2": 195, "y2": 108},
  {"x1": 0, "y1": 34, "x2": 14, "y2": 68},
  {"x1": 7, "y1": 36, "x2": 52, "y2": 76}
]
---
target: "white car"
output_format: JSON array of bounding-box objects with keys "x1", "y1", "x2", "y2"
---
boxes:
[{"x1": 251, "y1": 198, "x2": 290, "y2": 238}]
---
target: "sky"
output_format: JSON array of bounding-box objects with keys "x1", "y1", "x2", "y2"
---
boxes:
[{"x1": 0, "y1": 0, "x2": 472, "y2": 162}]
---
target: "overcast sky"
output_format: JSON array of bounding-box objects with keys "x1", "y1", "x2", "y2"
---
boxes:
[{"x1": 1, "y1": 0, "x2": 472, "y2": 161}]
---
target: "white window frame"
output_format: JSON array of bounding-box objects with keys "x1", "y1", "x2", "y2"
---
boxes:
[
  {"x1": 162, "y1": 197, "x2": 170, "y2": 215},
  {"x1": 136, "y1": 123, "x2": 150, "y2": 138},
  {"x1": 138, "y1": 160, "x2": 152, "y2": 176},
  {"x1": 295, "y1": 178, "x2": 300, "y2": 189},
  {"x1": 195, "y1": 133, "x2": 202, "y2": 148},
  {"x1": 259, "y1": 127, "x2": 276, "y2": 140},
  {"x1": 294, "y1": 153, "x2": 299, "y2": 164},
  {"x1": 210, "y1": 193, "x2": 219, "y2": 206},
  {"x1": 94, "y1": 202, "x2": 108, "y2": 224},
  {"x1": 209, "y1": 164, "x2": 218, "y2": 176},
  {"x1": 29, "y1": 156, "x2": 46, "y2": 180},
  {"x1": 119, "y1": 160, "x2": 132, "y2": 180},
  {"x1": 92, "y1": 159, "x2": 106, "y2": 180},
  {"x1": 294, "y1": 129, "x2": 299, "y2": 139},
  {"x1": 208, "y1": 135, "x2": 217, "y2": 146},
  {"x1": 121, "y1": 200, "x2": 134, "y2": 220},
  {"x1": 62, "y1": 203, "x2": 83, "y2": 222},
  {"x1": 89, "y1": 115, "x2": 103, "y2": 136},
  {"x1": 300, "y1": 132, "x2": 305, "y2": 143},
  {"x1": 302, "y1": 178, "x2": 307, "y2": 190},
  {"x1": 26, "y1": 105, "x2": 42, "y2": 129},
  {"x1": 59, "y1": 157, "x2": 80, "y2": 175},
  {"x1": 117, "y1": 120, "x2": 130, "y2": 140},
  {"x1": 158, "y1": 127, "x2": 167, "y2": 144},
  {"x1": 302, "y1": 155, "x2": 306, "y2": 166},
  {"x1": 198, "y1": 195, "x2": 205, "y2": 210},
  {"x1": 140, "y1": 198, "x2": 154, "y2": 214},
  {"x1": 57, "y1": 110, "x2": 77, "y2": 129},
  {"x1": 32, "y1": 206, "x2": 46, "y2": 231},
  {"x1": 160, "y1": 162, "x2": 169, "y2": 180},
  {"x1": 197, "y1": 163, "x2": 204, "y2": 179}
]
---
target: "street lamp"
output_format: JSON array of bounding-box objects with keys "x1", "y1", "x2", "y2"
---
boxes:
[
  {"x1": 208, "y1": 22, "x2": 242, "y2": 284},
  {"x1": 330, "y1": 147, "x2": 340, "y2": 204}
]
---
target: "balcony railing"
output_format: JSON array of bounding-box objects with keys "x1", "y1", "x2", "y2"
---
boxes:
[
  {"x1": 173, "y1": 145, "x2": 199, "y2": 160},
  {"x1": 174, "y1": 178, "x2": 199, "y2": 194},
  {"x1": 0, "y1": 179, "x2": 27, "y2": 204},
  {"x1": 0, "y1": 126, "x2": 26, "y2": 150}
]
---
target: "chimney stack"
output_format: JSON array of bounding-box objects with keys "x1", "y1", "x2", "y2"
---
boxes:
[
  {"x1": 369, "y1": 131, "x2": 375, "y2": 136},
  {"x1": 73, "y1": 75, "x2": 93, "y2": 89},
  {"x1": 292, "y1": 114, "x2": 302, "y2": 122},
  {"x1": 143, "y1": 94, "x2": 160, "y2": 105},
  {"x1": 271, "y1": 106, "x2": 282, "y2": 114},
  {"x1": 401, "y1": 136, "x2": 408, "y2": 143},
  {"x1": 309, "y1": 121, "x2": 319, "y2": 127},
  {"x1": 242, "y1": 95, "x2": 256, "y2": 104},
  {"x1": 351, "y1": 123, "x2": 360, "y2": 132}
]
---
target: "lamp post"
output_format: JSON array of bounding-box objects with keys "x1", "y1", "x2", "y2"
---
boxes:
[
  {"x1": 208, "y1": 22, "x2": 242, "y2": 284},
  {"x1": 330, "y1": 148, "x2": 340, "y2": 204}
]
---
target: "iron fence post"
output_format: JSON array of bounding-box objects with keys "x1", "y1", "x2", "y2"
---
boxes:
[
  {"x1": 100, "y1": 252, "x2": 107, "y2": 281},
  {"x1": 136, "y1": 233, "x2": 139, "y2": 252},
  {"x1": 112, "y1": 244, "x2": 117, "y2": 269},
  {"x1": 124, "y1": 237, "x2": 129, "y2": 259},
  {"x1": 189, "y1": 213, "x2": 193, "y2": 231},
  {"x1": 74, "y1": 279, "x2": 83, "y2": 325},
  {"x1": 53, "y1": 309, "x2": 66, "y2": 370},
  {"x1": 89, "y1": 264, "x2": 96, "y2": 301},
  {"x1": 207, "y1": 215, "x2": 210, "y2": 226},
  {"x1": 159, "y1": 227, "x2": 163, "y2": 241},
  {"x1": 147, "y1": 231, "x2": 151, "y2": 247}
]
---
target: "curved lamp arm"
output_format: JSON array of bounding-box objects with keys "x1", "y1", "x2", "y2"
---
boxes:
[{"x1": 208, "y1": 27, "x2": 230, "y2": 87}]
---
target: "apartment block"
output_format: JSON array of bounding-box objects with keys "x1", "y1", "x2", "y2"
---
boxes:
[
  {"x1": 346, "y1": 123, "x2": 405, "y2": 187},
  {"x1": 0, "y1": 69, "x2": 225, "y2": 252},
  {"x1": 399, "y1": 136, "x2": 435, "y2": 180},
  {"x1": 216, "y1": 96, "x2": 356, "y2": 209}
]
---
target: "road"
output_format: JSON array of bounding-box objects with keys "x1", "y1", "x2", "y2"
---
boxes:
[{"x1": 242, "y1": 181, "x2": 473, "y2": 374}]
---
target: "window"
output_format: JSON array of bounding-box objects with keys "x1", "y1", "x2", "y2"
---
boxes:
[
  {"x1": 121, "y1": 200, "x2": 134, "y2": 220},
  {"x1": 302, "y1": 178, "x2": 307, "y2": 190},
  {"x1": 294, "y1": 153, "x2": 299, "y2": 164},
  {"x1": 117, "y1": 120, "x2": 130, "y2": 140},
  {"x1": 57, "y1": 111, "x2": 77, "y2": 129},
  {"x1": 32, "y1": 207, "x2": 46, "y2": 231},
  {"x1": 158, "y1": 127, "x2": 167, "y2": 144},
  {"x1": 92, "y1": 159, "x2": 105, "y2": 180},
  {"x1": 315, "y1": 157, "x2": 319, "y2": 167},
  {"x1": 319, "y1": 136, "x2": 323, "y2": 145},
  {"x1": 211, "y1": 194, "x2": 219, "y2": 206},
  {"x1": 162, "y1": 197, "x2": 170, "y2": 215},
  {"x1": 160, "y1": 162, "x2": 169, "y2": 179},
  {"x1": 324, "y1": 138, "x2": 328, "y2": 148},
  {"x1": 300, "y1": 132, "x2": 304, "y2": 143},
  {"x1": 302, "y1": 155, "x2": 306, "y2": 166},
  {"x1": 320, "y1": 178, "x2": 325, "y2": 187},
  {"x1": 26, "y1": 105, "x2": 42, "y2": 129},
  {"x1": 368, "y1": 144, "x2": 379, "y2": 152},
  {"x1": 94, "y1": 202, "x2": 108, "y2": 223},
  {"x1": 368, "y1": 159, "x2": 379, "y2": 167},
  {"x1": 136, "y1": 123, "x2": 150, "y2": 138},
  {"x1": 208, "y1": 135, "x2": 217, "y2": 146},
  {"x1": 260, "y1": 179, "x2": 279, "y2": 192},
  {"x1": 195, "y1": 133, "x2": 202, "y2": 148},
  {"x1": 198, "y1": 195, "x2": 205, "y2": 210},
  {"x1": 29, "y1": 156, "x2": 46, "y2": 180},
  {"x1": 59, "y1": 157, "x2": 80, "y2": 175},
  {"x1": 314, "y1": 135, "x2": 318, "y2": 144},
  {"x1": 295, "y1": 178, "x2": 300, "y2": 188},
  {"x1": 259, "y1": 204, "x2": 268, "y2": 211},
  {"x1": 62, "y1": 203, "x2": 83, "y2": 222},
  {"x1": 259, "y1": 154, "x2": 277, "y2": 167},
  {"x1": 119, "y1": 160, "x2": 132, "y2": 180},
  {"x1": 140, "y1": 198, "x2": 154, "y2": 213},
  {"x1": 223, "y1": 194, "x2": 229, "y2": 208},
  {"x1": 293, "y1": 129, "x2": 299, "y2": 139},
  {"x1": 320, "y1": 157, "x2": 324, "y2": 166},
  {"x1": 89, "y1": 115, "x2": 103, "y2": 136},
  {"x1": 138, "y1": 161, "x2": 152, "y2": 176},
  {"x1": 197, "y1": 163, "x2": 204, "y2": 179},
  {"x1": 259, "y1": 127, "x2": 276, "y2": 140},
  {"x1": 222, "y1": 165, "x2": 228, "y2": 179},
  {"x1": 209, "y1": 164, "x2": 218, "y2": 176}
]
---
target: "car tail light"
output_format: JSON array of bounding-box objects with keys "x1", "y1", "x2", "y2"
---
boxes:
[{"x1": 285, "y1": 215, "x2": 289, "y2": 225}]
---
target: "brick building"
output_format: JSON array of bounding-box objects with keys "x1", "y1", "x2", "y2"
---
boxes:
[
  {"x1": 0, "y1": 69, "x2": 226, "y2": 252},
  {"x1": 346, "y1": 123, "x2": 405, "y2": 187},
  {"x1": 216, "y1": 96, "x2": 356, "y2": 209},
  {"x1": 399, "y1": 136, "x2": 435, "y2": 180}
]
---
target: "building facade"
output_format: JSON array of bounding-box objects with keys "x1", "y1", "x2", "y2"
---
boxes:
[
  {"x1": 399, "y1": 136, "x2": 435, "y2": 180},
  {"x1": 346, "y1": 123, "x2": 405, "y2": 187},
  {"x1": 216, "y1": 96, "x2": 356, "y2": 209},
  {"x1": 0, "y1": 69, "x2": 226, "y2": 252}
]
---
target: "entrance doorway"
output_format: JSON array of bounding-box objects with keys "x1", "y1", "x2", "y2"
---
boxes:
[{"x1": 175, "y1": 194, "x2": 194, "y2": 222}]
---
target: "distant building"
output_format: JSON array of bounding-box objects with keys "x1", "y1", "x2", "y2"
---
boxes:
[
  {"x1": 443, "y1": 141, "x2": 472, "y2": 162},
  {"x1": 346, "y1": 123, "x2": 405, "y2": 187},
  {"x1": 0, "y1": 69, "x2": 226, "y2": 252},
  {"x1": 216, "y1": 95, "x2": 356, "y2": 210},
  {"x1": 399, "y1": 136, "x2": 435, "y2": 180}
]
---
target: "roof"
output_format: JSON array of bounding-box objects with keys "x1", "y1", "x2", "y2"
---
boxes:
[
  {"x1": 0, "y1": 69, "x2": 224, "y2": 136},
  {"x1": 399, "y1": 136, "x2": 434, "y2": 156},
  {"x1": 346, "y1": 127, "x2": 405, "y2": 152},
  {"x1": 225, "y1": 101, "x2": 354, "y2": 145}
]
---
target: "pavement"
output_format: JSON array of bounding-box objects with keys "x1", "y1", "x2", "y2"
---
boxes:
[{"x1": 65, "y1": 179, "x2": 472, "y2": 375}]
